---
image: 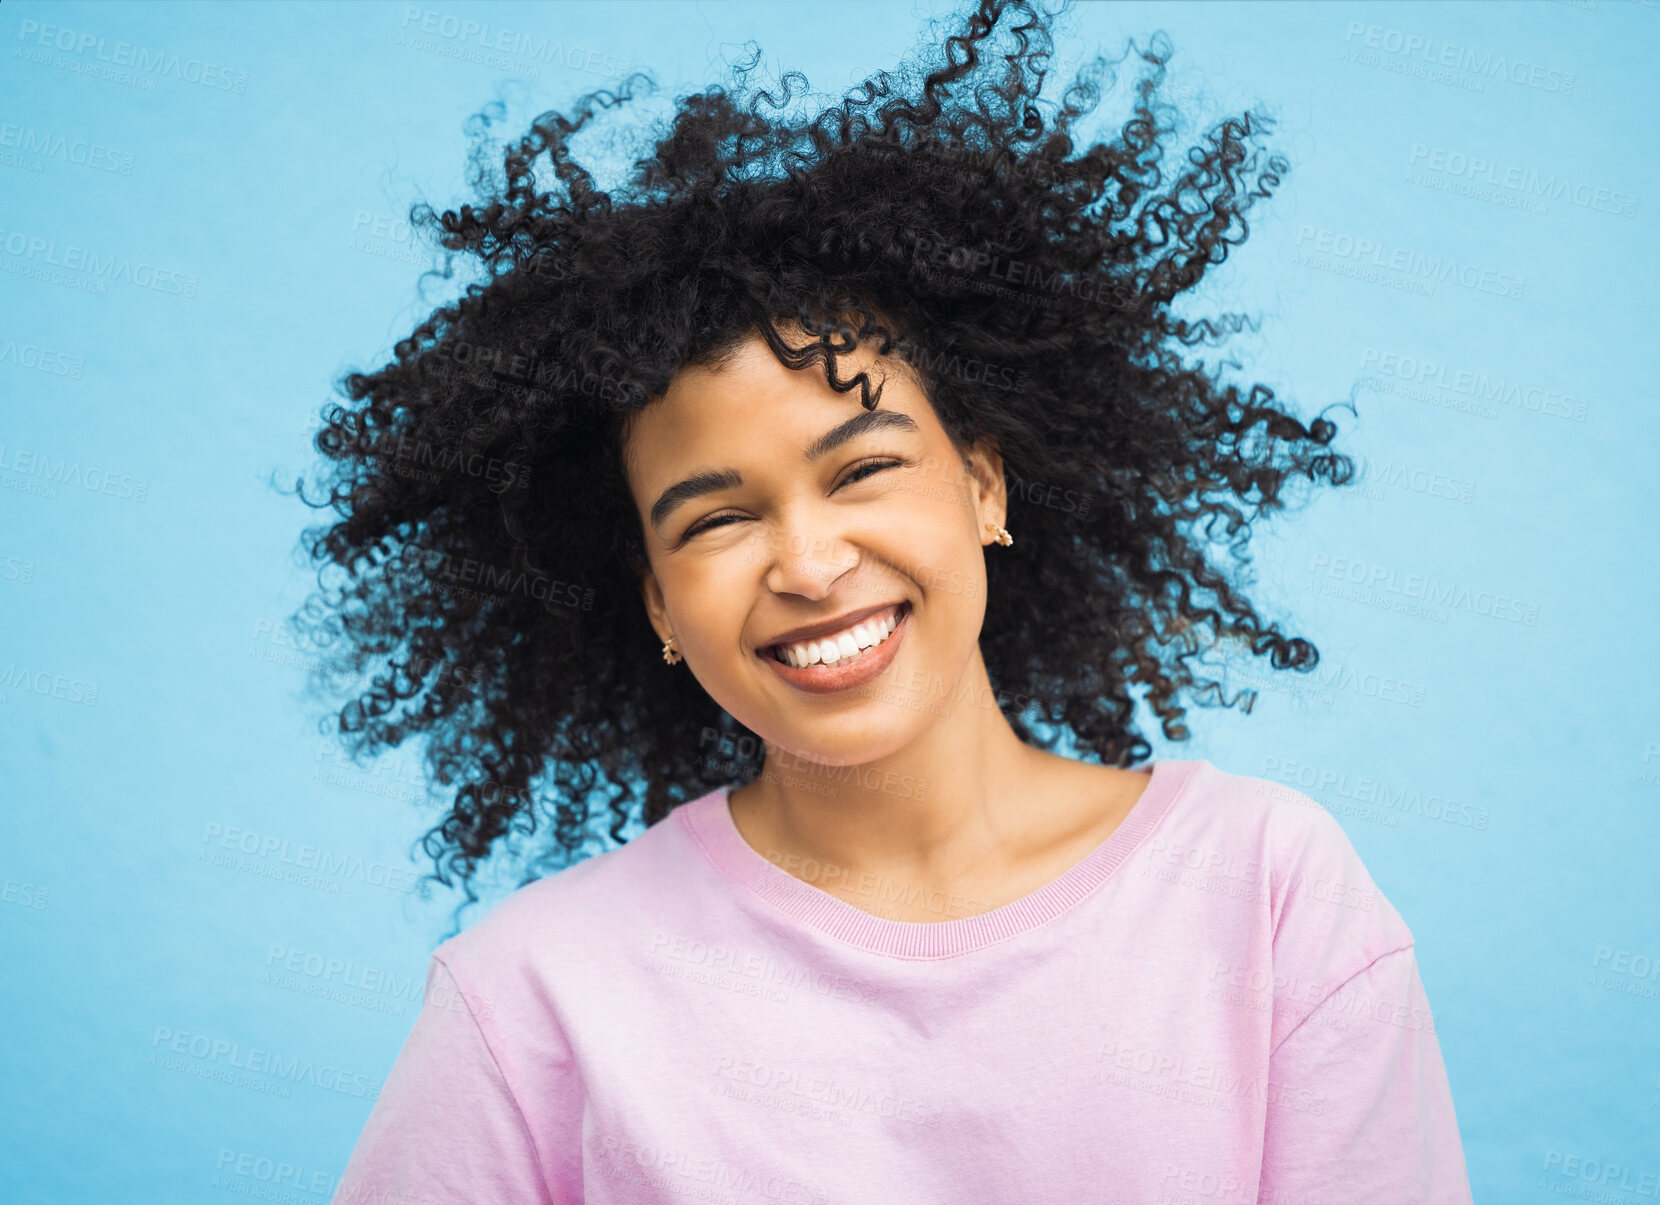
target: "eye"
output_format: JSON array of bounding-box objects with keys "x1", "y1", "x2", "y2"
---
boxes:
[
  {"x1": 678, "y1": 459, "x2": 907, "y2": 544},
  {"x1": 838, "y1": 458, "x2": 904, "y2": 488},
  {"x1": 680, "y1": 512, "x2": 746, "y2": 541}
]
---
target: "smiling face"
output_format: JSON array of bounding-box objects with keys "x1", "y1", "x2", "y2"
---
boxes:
[{"x1": 621, "y1": 325, "x2": 1008, "y2": 768}]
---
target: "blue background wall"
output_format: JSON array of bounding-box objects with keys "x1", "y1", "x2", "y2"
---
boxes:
[{"x1": 3, "y1": 0, "x2": 1657, "y2": 1199}]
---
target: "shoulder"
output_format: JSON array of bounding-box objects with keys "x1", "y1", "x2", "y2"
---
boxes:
[
  {"x1": 1157, "y1": 758, "x2": 1419, "y2": 1042},
  {"x1": 1160, "y1": 760, "x2": 1402, "y2": 908},
  {"x1": 431, "y1": 782, "x2": 725, "y2": 986},
  {"x1": 1156, "y1": 758, "x2": 1416, "y2": 949},
  {"x1": 1158, "y1": 757, "x2": 1358, "y2": 849}
]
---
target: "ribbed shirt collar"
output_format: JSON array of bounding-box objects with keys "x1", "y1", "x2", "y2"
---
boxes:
[{"x1": 677, "y1": 759, "x2": 1195, "y2": 959}]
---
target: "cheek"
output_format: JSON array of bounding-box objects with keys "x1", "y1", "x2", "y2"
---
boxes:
[
  {"x1": 662, "y1": 569, "x2": 746, "y2": 658},
  {"x1": 878, "y1": 513, "x2": 988, "y2": 617},
  {"x1": 905, "y1": 466, "x2": 981, "y2": 536},
  {"x1": 884, "y1": 465, "x2": 977, "y2": 542}
]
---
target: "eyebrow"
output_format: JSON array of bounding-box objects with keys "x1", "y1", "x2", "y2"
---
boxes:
[{"x1": 648, "y1": 407, "x2": 920, "y2": 530}]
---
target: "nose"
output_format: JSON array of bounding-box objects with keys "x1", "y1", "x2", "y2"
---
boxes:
[{"x1": 755, "y1": 527, "x2": 859, "y2": 600}]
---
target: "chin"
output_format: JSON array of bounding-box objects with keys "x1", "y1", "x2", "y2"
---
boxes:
[{"x1": 756, "y1": 716, "x2": 922, "y2": 770}]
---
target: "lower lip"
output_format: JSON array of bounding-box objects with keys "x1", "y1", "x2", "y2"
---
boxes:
[{"x1": 758, "y1": 604, "x2": 910, "y2": 695}]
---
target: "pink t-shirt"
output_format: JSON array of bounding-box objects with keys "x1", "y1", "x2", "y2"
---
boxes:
[{"x1": 332, "y1": 758, "x2": 1472, "y2": 1204}]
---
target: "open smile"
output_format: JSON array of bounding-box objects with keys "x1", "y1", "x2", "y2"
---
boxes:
[{"x1": 756, "y1": 601, "x2": 911, "y2": 695}]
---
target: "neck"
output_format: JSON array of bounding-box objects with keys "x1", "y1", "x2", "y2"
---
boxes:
[{"x1": 727, "y1": 646, "x2": 1056, "y2": 895}]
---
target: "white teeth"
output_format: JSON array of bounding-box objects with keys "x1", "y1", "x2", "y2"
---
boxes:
[{"x1": 776, "y1": 607, "x2": 903, "y2": 669}]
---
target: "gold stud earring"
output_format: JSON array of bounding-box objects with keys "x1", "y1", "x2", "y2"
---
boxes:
[
  {"x1": 661, "y1": 634, "x2": 682, "y2": 665},
  {"x1": 985, "y1": 522, "x2": 1013, "y2": 547}
]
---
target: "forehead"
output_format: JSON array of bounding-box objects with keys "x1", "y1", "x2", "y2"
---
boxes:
[{"x1": 622, "y1": 330, "x2": 927, "y2": 480}]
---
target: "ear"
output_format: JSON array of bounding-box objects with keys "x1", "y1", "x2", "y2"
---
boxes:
[
  {"x1": 963, "y1": 434, "x2": 1008, "y2": 542},
  {"x1": 638, "y1": 567, "x2": 672, "y2": 646}
]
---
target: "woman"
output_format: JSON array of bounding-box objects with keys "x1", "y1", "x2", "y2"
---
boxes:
[{"x1": 301, "y1": 1, "x2": 1473, "y2": 1199}]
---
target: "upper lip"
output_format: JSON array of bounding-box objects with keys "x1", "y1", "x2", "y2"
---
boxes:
[{"x1": 757, "y1": 601, "x2": 907, "y2": 652}]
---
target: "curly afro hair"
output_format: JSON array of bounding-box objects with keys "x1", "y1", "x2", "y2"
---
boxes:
[{"x1": 292, "y1": 0, "x2": 1356, "y2": 916}]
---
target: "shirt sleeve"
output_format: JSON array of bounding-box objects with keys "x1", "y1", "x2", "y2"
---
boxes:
[
  {"x1": 331, "y1": 953, "x2": 557, "y2": 1205},
  {"x1": 1258, "y1": 945, "x2": 1473, "y2": 1205}
]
